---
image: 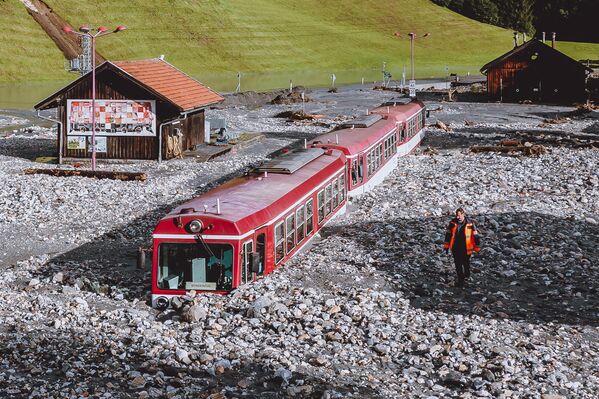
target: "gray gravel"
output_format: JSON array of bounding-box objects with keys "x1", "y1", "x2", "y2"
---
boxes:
[{"x1": 0, "y1": 87, "x2": 598, "y2": 398}]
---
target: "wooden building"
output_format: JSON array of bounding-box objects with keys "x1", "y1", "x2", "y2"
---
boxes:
[
  {"x1": 480, "y1": 40, "x2": 592, "y2": 103},
  {"x1": 35, "y1": 58, "x2": 224, "y2": 162}
]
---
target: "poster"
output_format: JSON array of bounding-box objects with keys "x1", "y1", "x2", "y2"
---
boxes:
[
  {"x1": 87, "y1": 136, "x2": 107, "y2": 153},
  {"x1": 66, "y1": 136, "x2": 86, "y2": 150},
  {"x1": 67, "y1": 99, "x2": 156, "y2": 137}
]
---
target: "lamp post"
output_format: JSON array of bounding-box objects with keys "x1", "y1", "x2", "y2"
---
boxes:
[
  {"x1": 394, "y1": 31, "x2": 430, "y2": 98},
  {"x1": 63, "y1": 24, "x2": 126, "y2": 171}
]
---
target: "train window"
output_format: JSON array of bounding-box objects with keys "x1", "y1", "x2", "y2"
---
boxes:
[
  {"x1": 158, "y1": 243, "x2": 233, "y2": 291},
  {"x1": 241, "y1": 240, "x2": 253, "y2": 285},
  {"x1": 338, "y1": 175, "x2": 345, "y2": 202},
  {"x1": 275, "y1": 221, "x2": 285, "y2": 263},
  {"x1": 317, "y1": 190, "x2": 325, "y2": 223},
  {"x1": 306, "y1": 199, "x2": 314, "y2": 234},
  {"x1": 384, "y1": 137, "x2": 390, "y2": 158},
  {"x1": 286, "y1": 214, "x2": 295, "y2": 254},
  {"x1": 368, "y1": 152, "x2": 374, "y2": 177},
  {"x1": 332, "y1": 180, "x2": 338, "y2": 209},
  {"x1": 296, "y1": 206, "x2": 305, "y2": 243},
  {"x1": 400, "y1": 128, "x2": 406, "y2": 142},
  {"x1": 325, "y1": 183, "x2": 332, "y2": 216}
]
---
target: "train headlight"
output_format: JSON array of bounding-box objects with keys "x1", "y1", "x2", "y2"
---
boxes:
[
  {"x1": 155, "y1": 296, "x2": 169, "y2": 310},
  {"x1": 187, "y1": 220, "x2": 203, "y2": 233}
]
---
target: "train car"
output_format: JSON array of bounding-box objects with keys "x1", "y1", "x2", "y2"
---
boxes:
[
  {"x1": 310, "y1": 98, "x2": 425, "y2": 197},
  {"x1": 151, "y1": 148, "x2": 347, "y2": 308}
]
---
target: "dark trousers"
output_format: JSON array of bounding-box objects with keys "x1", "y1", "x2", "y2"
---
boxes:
[{"x1": 452, "y1": 251, "x2": 471, "y2": 285}]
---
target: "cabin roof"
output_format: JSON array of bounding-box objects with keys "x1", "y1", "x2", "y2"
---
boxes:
[
  {"x1": 480, "y1": 40, "x2": 593, "y2": 74},
  {"x1": 35, "y1": 58, "x2": 224, "y2": 111}
]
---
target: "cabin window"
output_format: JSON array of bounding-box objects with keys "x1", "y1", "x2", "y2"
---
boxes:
[
  {"x1": 241, "y1": 240, "x2": 253, "y2": 285},
  {"x1": 338, "y1": 175, "x2": 346, "y2": 202},
  {"x1": 317, "y1": 190, "x2": 325, "y2": 223},
  {"x1": 296, "y1": 206, "x2": 305, "y2": 243},
  {"x1": 332, "y1": 179, "x2": 339, "y2": 208},
  {"x1": 275, "y1": 221, "x2": 285, "y2": 263},
  {"x1": 367, "y1": 151, "x2": 375, "y2": 177},
  {"x1": 325, "y1": 183, "x2": 332, "y2": 216},
  {"x1": 286, "y1": 214, "x2": 295, "y2": 254},
  {"x1": 158, "y1": 243, "x2": 233, "y2": 291},
  {"x1": 306, "y1": 199, "x2": 314, "y2": 234}
]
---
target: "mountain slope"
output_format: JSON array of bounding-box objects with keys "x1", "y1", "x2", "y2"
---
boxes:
[{"x1": 1, "y1": 0, "x2": 598, "y2": 90}]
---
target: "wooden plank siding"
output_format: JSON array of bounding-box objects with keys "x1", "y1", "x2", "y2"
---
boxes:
[
  {"x1": 483, "y1": 41, "x2": 589, "y2": 103},
  {"x1": 57, "y1": 68, "x2": 205, "y2": 160}
]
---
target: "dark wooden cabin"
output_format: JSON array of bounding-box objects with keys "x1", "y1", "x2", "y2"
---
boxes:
[
  {"x1": 480, "y1": 40, "x2": 592, "y2": 103},
  {"x1": 35, "y1": 58, "x2": 224, "y2": 162}
]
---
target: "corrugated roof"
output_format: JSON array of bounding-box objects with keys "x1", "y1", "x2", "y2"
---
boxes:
[{"x1": 113, "y1": 59, "x2": 224, "y2": 110}]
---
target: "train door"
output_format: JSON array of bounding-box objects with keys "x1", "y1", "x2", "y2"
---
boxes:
[
  {"x1": 240, "y1": 239, "x2": 253, "y2": 285},
  {"x1": 254, "y1": 226, "x2": 268, "y2": 275},
  {"x1": 350, "y1": 157, "x2": 363, "y2": 187}
]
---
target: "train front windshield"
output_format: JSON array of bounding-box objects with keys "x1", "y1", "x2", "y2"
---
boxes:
[{"x1": 157, "y1": 243, "x2": 233, "y2": 291}]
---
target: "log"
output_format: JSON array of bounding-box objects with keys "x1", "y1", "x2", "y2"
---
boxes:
[
  {"x1": 24, "y1": 168, "x2": 147, "y2": 181},
  {"x1": 499, "y1": 139, "x2": 522, "y2": 147},
  {"x1": 470, "y1": 145, "x2": 546, "y2": 156}
]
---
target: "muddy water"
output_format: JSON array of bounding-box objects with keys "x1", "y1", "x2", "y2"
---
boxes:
[{"x1": 0, "y1": 81, "x2": 69, "y2": 110}]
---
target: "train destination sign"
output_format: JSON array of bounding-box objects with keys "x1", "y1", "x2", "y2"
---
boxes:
[{"x1": 66, "y1": 99, "x2": 157, "y2": 137}]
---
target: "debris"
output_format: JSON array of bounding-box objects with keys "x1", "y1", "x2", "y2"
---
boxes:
[
  {"x1": 432, "y1": 121, "x2": 451, "y2": 131},
  {"x1": 271, "y1": 88, "x2": 310, "y2": 104},
  {"x1": 499, "y1": 139, "x2": 522, "y2": 147},
  {"x1": 273, "y1": 110, "x2": 323, "y2": 121},
  {"x1": 470, "y1": 144, "x2": 547, "y2": 156},
  {"x1": 24, "y1": 168, "x2": 147, "y2": 182}
]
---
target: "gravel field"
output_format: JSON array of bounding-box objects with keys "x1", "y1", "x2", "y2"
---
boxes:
[{"x1": 0, "y1": 86, "x2": 598, "y2": 398}]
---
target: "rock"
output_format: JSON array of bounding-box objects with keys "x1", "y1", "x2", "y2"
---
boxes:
[
  {"x1": 275, "y1": 367, "x2": 292, "y2": 384},
  {"x1": 131, "y1": 376, "x2": 146, "y2": 389},
  {"x1": 28, "y1": 278, "x2": 40, "y2": 287},
  {"x1": 52, "y1": 272, "x2": 64, "y2": 284},
  {"x1": 182, "y1": 304, "x2": 207, "y2": 322},
  {"x1": 175, "y1": 348, "x2": 191, "y2": 365}
]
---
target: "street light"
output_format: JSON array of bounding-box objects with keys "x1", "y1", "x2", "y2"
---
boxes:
[
  {"x1": 63, "y1": 24, "x2": 126, "y2": 171},
  {"x1": 394, "y1": 31, "x2": 430, "y2": 97}
]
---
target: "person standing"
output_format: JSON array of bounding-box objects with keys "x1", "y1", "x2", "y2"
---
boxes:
[{"x1": 443, "y1": 208, "x2": 481, "y2": 287}]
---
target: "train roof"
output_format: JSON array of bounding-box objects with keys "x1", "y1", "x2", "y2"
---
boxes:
[
  {"x1": 310, "y1": 100, "x2": 424, "y2": 156},
  {"x1": 370, "y1": 99, "x2": 425, "y2": 123},
  {"x1": 311, "y1": 119, "x2": 396, "y2": 156},
  {"x1": 154, "y1": 148, "x2": 346, "y2": 236}
]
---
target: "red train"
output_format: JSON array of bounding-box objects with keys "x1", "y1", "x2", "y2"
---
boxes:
[{"x1": 151, "y1": 98, "x2": 426, "y2": 308}]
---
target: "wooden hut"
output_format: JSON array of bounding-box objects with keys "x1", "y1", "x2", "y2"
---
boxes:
[
  {"x1": 35, "y1": 58, "x2": 224, "y2": 162},
  {"x1": 480, "y1": 39, "x2": 592, "y2": 103}
]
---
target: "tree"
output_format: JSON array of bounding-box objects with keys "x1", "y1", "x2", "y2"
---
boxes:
[{"x1": 463, "y1": 0, "x2": 499, "y2": 25}]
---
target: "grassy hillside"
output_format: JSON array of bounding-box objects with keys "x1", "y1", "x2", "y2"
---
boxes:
[{"x1": 1, "y1": 0, "x2": 598, "y2": 91}]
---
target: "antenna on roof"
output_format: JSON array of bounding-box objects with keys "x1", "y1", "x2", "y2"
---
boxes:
[{"x1": 159, "y1": 54, "x2": 165, "y2": 60}]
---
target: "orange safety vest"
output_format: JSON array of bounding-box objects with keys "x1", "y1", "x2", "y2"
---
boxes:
[{"x1": 443, "y1": 220, "x2": 480, "y2": 255}]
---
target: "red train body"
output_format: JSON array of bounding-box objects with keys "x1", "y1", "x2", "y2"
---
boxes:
[{"x1": 151, "y1": 99, "x2": 425, "y2": 308}]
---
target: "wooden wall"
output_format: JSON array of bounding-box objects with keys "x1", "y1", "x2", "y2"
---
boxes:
[
  {"x1": 58, "y1": 68, "x2": 205, "y2": 160},
  {"x1": 486, "y1": 44, "x2": 587, "y2": 103}
]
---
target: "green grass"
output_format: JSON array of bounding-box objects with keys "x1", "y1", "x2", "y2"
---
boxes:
[{"x1": 1, "y1": 0, "x2": 598, "y2": 91}]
